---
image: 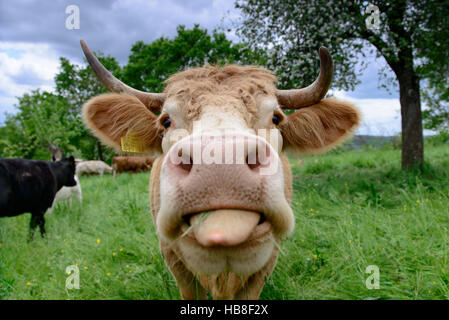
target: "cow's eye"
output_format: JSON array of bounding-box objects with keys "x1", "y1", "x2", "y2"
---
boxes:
[
  {"x1": 272, "y1": 114, "x2": 281, "y2": 125},
  {"x1": 162, "y1": 117, "x2": 171, "y2": 129}
]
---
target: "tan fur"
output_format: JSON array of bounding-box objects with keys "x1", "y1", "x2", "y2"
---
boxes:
[
  {"x1": 83, "y1": 64, "x2": 360, "y2": 300},
  {"x1": 163, "y1": 65, "x2": 277, "y2": 127},
  {"x1": 280, "y1": 98, "x2": 361, "y2": 154},
  {"x1": 82, "y1": 94, "x2": 163, "y2": 153},
  {"x1": 112, "y1": 156, "x2": 154, "y2": 175}
]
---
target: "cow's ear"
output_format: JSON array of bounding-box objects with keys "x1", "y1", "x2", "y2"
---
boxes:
[
  {"x1": 279, "y1": 98, "x2": 360, "y2": 154},
  {"x1": 82, "y1": 93, "x2": 162, "y2": 154}
]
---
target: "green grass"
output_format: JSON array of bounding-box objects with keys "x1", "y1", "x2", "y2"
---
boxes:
[{"x1": 1, "y1": 144, "x2": 449, "y2": 299}]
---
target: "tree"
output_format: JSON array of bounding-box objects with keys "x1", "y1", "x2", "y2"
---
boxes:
[
  {"x1": 422, "y1": 79, "x2": 449, "y2": 133},
  {"x1": 235, "y1": 0, "x2": 449, "y2": 169},
  {"x1": 54, "y1": 55, "x2": 122, "y2": 162},
  {"x1": 1, "y1": 90, "x2": 80, "y2": 159},
  {"x1": 122, "y1": 24, "x2": 266, "y2": 92}
]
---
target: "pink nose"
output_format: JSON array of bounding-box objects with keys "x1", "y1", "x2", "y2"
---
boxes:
[
  {"x1": 166, "y1": 134, "x2": 274, "y2": 178},
  {"x1": 164, "y1": 134, "x2": 279, "y2": 247}
]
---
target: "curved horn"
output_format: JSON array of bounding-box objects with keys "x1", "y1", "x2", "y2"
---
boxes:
[
  {"x1": 276, "y1": 46, "x2": 333, "y2": 109},
  {"x1": 80, "y1": 40, "x2": 165, "y2": 113}
]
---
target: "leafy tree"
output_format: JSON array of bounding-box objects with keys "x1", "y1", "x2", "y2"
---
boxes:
[
  {"x1": 1, "y1": 90, "x2": 80, "y2": 159},
  {"x1": 54, "y1": 54, "x2": 122, "y2": 162},
  {"x1": 122, "y1": 24, "x2": 266, "y2": 92},
  {"x1": 235, "y1": 0, "x2": 449, "y2": 169},
  {"x1": 422, "y1": 81, "x2": 449, "y2": 134}
]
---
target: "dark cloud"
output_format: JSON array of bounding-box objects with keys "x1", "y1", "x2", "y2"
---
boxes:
[
  {"x1": 0, "y1": 0, "x2": 235, "y2": 64},
  {"x1": 9, "y1": 68, "x2": 51, "y2": 86}
]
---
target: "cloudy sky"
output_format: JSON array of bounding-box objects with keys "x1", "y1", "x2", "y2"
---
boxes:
[{"x1": 0, "y1": 0, "x2": 403, "y2": 135}]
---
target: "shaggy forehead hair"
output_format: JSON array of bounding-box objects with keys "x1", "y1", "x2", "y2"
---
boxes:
[{"x1": 163, "y1": 65, "x2": 279, "y2": 124}]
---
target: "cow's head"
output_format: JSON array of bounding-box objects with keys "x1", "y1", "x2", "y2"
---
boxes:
[{"x1": 81, "y1": 40, "x2": 360, "y2": 299}]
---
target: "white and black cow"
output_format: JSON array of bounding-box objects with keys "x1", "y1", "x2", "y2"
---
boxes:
[{"x1": 0, "y1": 156, "x2": 76, "y2": 238}]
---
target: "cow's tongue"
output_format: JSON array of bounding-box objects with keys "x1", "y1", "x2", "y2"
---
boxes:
[{"x1": 190, "y1": 209, "x2": 260, "y2": 247}]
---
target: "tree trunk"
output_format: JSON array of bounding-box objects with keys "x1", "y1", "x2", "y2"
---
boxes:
[
  {"x1": 398, "y1": 68, "x2": 424, "y2": 169},
  {"x1": 97, "y1": 141, "x2": 104, "y2": 161}
]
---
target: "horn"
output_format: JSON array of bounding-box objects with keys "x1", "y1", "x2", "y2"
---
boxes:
[
  {"x1": 276, "y1": 46, "x2": 333, "y2": 109},
  {"x1": 80, "y1": 40, "x2": 165, "y2": 113}
]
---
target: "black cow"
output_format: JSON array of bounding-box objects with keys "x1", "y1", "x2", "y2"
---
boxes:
[{"x1": 0, "y1": 156, "x2": 76, "y2": 239}]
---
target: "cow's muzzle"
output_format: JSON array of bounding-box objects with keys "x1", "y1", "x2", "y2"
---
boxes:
[{"x1": 156, "y1": 133, "x2": 294, "y2": 246}]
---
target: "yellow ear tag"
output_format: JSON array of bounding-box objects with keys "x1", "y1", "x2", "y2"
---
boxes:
[{"x1": 120, "y1": 130, "x2": 146, "y2": 154}]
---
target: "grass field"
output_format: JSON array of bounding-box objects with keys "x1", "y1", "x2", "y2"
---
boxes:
[{"x1": 1, "y1": 143, "x2": 448, "y2": 299}]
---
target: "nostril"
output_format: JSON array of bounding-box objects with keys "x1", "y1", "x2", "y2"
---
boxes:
[
  {"x1": 179, "y1": 159, "x2": 193, "y2": 172},
  {"x1": 246, "y1": 144, "x2": 271, "y2": 170},
  {"x1": 175, "y1": 148, "x2": 193, "y2": 173},
  {"x1": 178, "y1": 156, "x2": 193, "y2": 172}
]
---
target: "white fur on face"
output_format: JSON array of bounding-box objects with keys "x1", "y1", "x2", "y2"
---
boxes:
[
  {"x1": 161, "y1": 97, "x2": 285, "y2": 153},
  {"x1": 254, "y1": 98, "x2": 278, "y2": 128}
]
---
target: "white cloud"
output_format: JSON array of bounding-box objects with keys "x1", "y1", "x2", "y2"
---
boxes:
[
  {"x1": 0, "y1": 42, "x2": 59, "y2": 122},
  {"x1": 332, "y1": 90, "x2": 401, "y2": 136}
]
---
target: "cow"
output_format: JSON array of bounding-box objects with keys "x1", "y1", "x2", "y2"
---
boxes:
[
  {"x1": 48, "y1": 174, "x2": 82, "y2": 212},
  {"x1": 75, "y1": 160, "x2": 112, "y2": 176},
  {"x1": 48, "y1": 142, "x2": 63, "y2": 162},
  {"x1": 0, "y1": 156, "x2": 76, "y2": 238},
  {"x1": 111, "y1": 156, "x2": 154, "y2": 177},
  {"x1": 80, "y1": 40, "x2": 360, "y2": 299}
]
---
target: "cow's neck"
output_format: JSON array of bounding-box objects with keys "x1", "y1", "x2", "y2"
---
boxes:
[{"x1": 49, "y1": 162, "x2": 66, "y2": 192}]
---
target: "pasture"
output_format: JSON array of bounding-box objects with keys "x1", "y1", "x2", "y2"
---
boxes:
[{"x1": 0, "y1": 142, "x2": 448, "y2": 300}]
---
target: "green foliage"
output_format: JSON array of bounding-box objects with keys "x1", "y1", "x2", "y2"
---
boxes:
[
  {"x1": 422, "y1": 81, "x2": 449, "y2": 133},
  {"x1": 122, "y1": 24, "x2": 266, "y2": 92},
  {"x1": 425, "y1": 132, "x2": 449, "y2": 147},
  {"x1": 1, "y1": 144, "x2": 448, "y2": 299},
  {"x1": 0, "y1": 90, "x2": 82, "y2": 159},
  {"x1": 55, "y1": 55, "x2": 122, "y2": 112},
  {"x1": 53, "y1": 54, "x2": 123, "y2": 162}
]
